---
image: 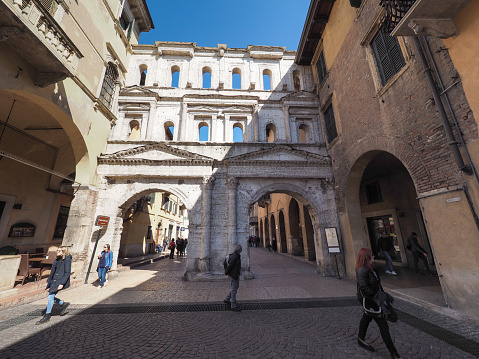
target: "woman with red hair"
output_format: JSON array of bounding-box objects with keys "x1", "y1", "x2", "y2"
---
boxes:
[{"x1": 356, "y1": 248, "x2": 400, "y2": 358}]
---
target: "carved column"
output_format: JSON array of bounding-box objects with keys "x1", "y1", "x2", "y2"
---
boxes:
[
  {"x1": 226, "y1": 177, "x2": 238, "y2": 253},
  {"x1": 62, "y1": 185, "x2": 99, "y2": 278},
  {"x1": 199, "y1": 176, "x2": 215, "y2": 271}
]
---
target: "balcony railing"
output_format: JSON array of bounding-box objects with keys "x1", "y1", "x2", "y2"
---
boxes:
[
  {"x1": 1, "y1": 0, "x2": 82, "y2": 86},
  {"x1": 380, "y1": 0, "x2": 472, "y2": 38},
  {"x1": 380, "y1": 0, "x2": 417, "y2": 34}
]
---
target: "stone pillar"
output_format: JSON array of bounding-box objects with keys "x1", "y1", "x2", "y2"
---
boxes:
[
  {"x1": 199, "y1": 176, "x2": 215, "y2": 272},
  {"x1": 283, "y1": 105, "x2": 291, "y2": 142},
  {"x1": 253, "y1": 105, "x2": 259, "y2": 141},
  {"x1": 226, "y1": 177, "x2": 238, "y2": 253},
  {"x1": 61, "y1": 185, "x2": 99, "y2": 278}
]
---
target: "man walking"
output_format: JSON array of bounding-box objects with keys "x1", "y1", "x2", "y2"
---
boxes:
[
  {"x1": 378, "y1": 231, "x2": 397, "y2": 275},
  {"x1": 408, "y1": 232, "x2": 432, "y2": 275},
  {"x1": 224, "y1": 244, "x2": 242, "y2": 312}
]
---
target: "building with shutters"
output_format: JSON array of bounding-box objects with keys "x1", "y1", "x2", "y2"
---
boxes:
[{"x1": 296, "y1": 0, "x2": 479, "y2": 319}]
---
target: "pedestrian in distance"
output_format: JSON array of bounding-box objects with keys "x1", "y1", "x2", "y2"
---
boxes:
[
  {"x1": 378, "y1": 232, "x2": 397, "y2": 275},
  {"x1": 169, "y1": 239, "x2": 176, "y2": 259},
  {"x1": 356, "y1": 248, "x2": 400, "y2": 358},
  {"x1": 36, "y1": 246, "x2": 71, "y2": 325},
  {"x1": 97, "y1": 244, "x2": 112, "y2": 290},
  {"x1": 224, "y1": 244, "x2": 242, "y2": 312},
  {"x1": 407, "y1": 232, "x2": 432, "y2": 275}
]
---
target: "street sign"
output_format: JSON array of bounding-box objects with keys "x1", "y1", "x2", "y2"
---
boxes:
[{"x1": 95, "y1": 215, "x2": 110, "y2": 227}]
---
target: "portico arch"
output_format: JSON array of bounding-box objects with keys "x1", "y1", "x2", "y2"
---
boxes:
[{"x1": 240, "y1": 180, "x2": 340, "y2": 276}]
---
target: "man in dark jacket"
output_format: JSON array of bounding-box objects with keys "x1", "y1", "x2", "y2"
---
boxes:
[
  {"x1": 224, "y1": 244, "x2": 242, "y2": 312},
  {"x1": 408, "y1": 232, "x2": 432, "y2": 275}
]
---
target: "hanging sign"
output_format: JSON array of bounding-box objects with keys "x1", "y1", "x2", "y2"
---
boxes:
[{"x1": 95, "y1": 215, "x2": 110, "y2": 227}]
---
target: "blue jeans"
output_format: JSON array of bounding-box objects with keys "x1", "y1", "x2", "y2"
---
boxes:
[
  {"x1": 225, "y1": 277, "x2": 240, "y2": 308},
  {"x1": 382, "y1": 251, "x2": 394, "y2": 272},
  {"x1": 98, "y1": 267, "x2": 107, "y2": 286},
  {"x1": 46, "y1": 293, "x2": 63, "y2": 314}
]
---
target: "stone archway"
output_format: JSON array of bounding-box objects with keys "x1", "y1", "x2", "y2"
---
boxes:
[
  {"x1": 80, "y1": 180, "x2": 201, "y2": 277},
  {"x1": 237, "y1": 179, "x2": 341, "y2": 277}
]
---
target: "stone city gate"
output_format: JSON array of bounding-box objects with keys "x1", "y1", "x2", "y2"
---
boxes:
[{"x1": 68, "y1": 143, "x2": 344, "y2": 280}]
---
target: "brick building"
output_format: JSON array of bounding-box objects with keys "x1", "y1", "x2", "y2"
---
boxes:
[{"x1": 296, "y1": 0, "x2": 479, "y2": 318}]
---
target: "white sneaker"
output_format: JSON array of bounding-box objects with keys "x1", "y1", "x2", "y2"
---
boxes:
[
  {"x1": 97, "y1": 285, "x2": 102, "y2": 290},
  {"x1": 385, "y1": 270, "x2": 392, "y2": 274},
  {"x1": 104, "y1": 280, "x2": 108, "y2": 287},
  {"x1": 391, "y1": 271, "x2": 397, "y2": 276}
]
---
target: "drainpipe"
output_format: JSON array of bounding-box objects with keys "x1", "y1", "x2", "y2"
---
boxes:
[
  {"x1": 413, "y1": 37, "x2": 479, "y2": 232},
  {"x1": 413, "y1": 37, "x2": 471, "y2": 174}
]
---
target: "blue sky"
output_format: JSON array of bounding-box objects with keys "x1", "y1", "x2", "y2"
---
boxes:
[{"x1": 140, "y1": 0, "x2": 311, "y2": 51}]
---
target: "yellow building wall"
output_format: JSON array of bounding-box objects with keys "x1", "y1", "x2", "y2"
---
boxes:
[{"x1": 321, "y1": 0, "x2": 357, "y2": 71}]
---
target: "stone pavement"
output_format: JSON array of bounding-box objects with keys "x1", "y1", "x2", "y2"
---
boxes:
[{"x1": 0, "y1": 248, "x2": 478, "y2": 359}]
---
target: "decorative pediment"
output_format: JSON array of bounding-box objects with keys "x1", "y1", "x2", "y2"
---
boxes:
[
  {"x1": 99, "y1": 144, "x2": 214, "y2": 165},
  {"x1": 282, "y1": 91, "x2": 319, "y2": 102},
  {"x1": 289, "y1": 106, "x2": 319, "y2": 116},
  {"x1": 120, "y1": 86, "x2": 158, "y2": 97},
  {"x1": 224, "y1": 146, "x2": 331, "y2": 167}
]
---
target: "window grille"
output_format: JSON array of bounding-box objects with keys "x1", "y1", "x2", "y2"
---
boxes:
[
  {"x1": 365, "y1": 182, "x2": 383, "y2": 204},
  {"x1": 371, "y1": 27, "x2": 405, "y2": 86},
  {"x1": 324, "y1": 104, "x2": 338, "y2": 144},
  {"x1": 316, "y1": 51, "x2": 327, "y2": 85},
  {"x1": 99, "y1": 63, "x2": 118, "y2": 109}
]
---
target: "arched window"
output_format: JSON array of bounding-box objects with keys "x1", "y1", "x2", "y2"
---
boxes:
[
  {"x1": 263, "y1": 69, "x2": 272, "y2": 90},
  {"x1": 202, "y1": 67, "x2": 212, "y2": 88},
  {"x1": 266, "y1": 123, "x2": 276, "y2": 143},
  {"x1": 232, "y1": 68, "x2": 241, "y2": 89},
  {"x1": 198, "y1": 122, "x2": 209, "y2": 141},
  {"x1": 293, "y1": 70, "x2": 301, "y2": 91},
  {"x1": 139, "y1": 64, "x2": 147, "y2": 86},
  {"x1": 99, "y1": 62, "x2": 118, "y2": 108},
  {"x1": 233, "y1": 123, "x2": 243, "y2": 142},
  {"x1": 129, "y1": 120, "x2": 140, "y2": 140},
  {"x1": 164, "y1": 121, "x2": 174, "y2": 141},
  {"x1": 171, "y1": 66, "x2": 180, "y2": 87},
  {"x1": 298, "y1": 124, "x2": 310, "y2": 143}
]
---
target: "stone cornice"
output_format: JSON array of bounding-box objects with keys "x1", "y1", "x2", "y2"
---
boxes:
[
  {"x1": 224, "y1": 145, "x2": 330, "y2": 162},
  {"x1": 98, "y1": 158, "x2": 213, "y2": 166}
]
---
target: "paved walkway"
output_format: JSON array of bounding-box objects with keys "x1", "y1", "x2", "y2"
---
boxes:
[{"x1": 1, "y1": 248, "x2": 478, "y2": 358}]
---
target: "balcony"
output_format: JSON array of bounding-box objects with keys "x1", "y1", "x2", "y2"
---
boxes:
[
  {"x1": 0, "y1": 0, "x2": 83, "y2": 87},
  {"x1": 380, "y1": 0, "x2": 473, "y2": 38}
]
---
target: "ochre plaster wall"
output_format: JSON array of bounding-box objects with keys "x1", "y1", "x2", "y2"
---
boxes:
[{"x1": 419, "y1": 190, "x2": 479, "y2": 318}]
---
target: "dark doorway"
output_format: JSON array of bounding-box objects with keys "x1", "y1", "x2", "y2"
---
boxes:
[
  {"x1": 279, "y1": 210, "x2": 287, "y2": 253},
  {"x1": 366, "y1": 215, "x2": 401, "y2": 262}
]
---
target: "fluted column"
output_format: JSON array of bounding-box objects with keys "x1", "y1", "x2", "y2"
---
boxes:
[
  {"x1": 226, "y1": 177, "x2": 238, "y2": 253},
  {"x1": 199, "y1": 176, "x2": 215, "y2": 272}
]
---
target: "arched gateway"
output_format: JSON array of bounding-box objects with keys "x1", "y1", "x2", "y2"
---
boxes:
[{"x1": 71, "y1": 43, "x2": 343, "y2": 280}]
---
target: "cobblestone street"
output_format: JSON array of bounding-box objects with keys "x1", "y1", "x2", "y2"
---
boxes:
[{"x1": 1, "y1": 248, "x2": 478, "y2": 359}]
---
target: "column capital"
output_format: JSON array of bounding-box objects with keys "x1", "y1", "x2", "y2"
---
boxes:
[
  {"x1": 202, "y1": 176, "x2": 215, "y2": 189},
  {"x1": 226, "y1": 176, "x2": 238, "y2": 189}
]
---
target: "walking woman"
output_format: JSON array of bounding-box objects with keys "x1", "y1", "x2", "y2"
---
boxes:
[
  {"x1": 356, "y1": 248, "x2": 400, "y2": 358},
  {"x1": 169, "y1": 239, "x2": 176, "y2": 259},
  {"x1": 36, "y1": 246, "x2": 71, "y2": 325},
  {"x1": 97, "y1": 244, "x2": 113, "y2": 289}
]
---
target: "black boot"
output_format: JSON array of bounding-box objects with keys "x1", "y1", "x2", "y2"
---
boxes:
[
  {"x1": 60, "y1": 302, "x2": 70, "y2": 316},
  {"x1": 357, "y1": 338, "x2": 374, "y2": 352},
  {"x1": 391, "y1": 352, "x2": 401, "y2": 358},
  {"x1": 41, "y1": 307, "x2": 46, "y2": 315},
  {"x1": 36, "y1": 314, "x2": 51, "y2": 325}
]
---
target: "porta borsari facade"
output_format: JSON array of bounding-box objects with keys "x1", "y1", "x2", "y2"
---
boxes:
[{"x1": 92, "y1": 42, "x2": 342, "y2": 280}]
